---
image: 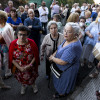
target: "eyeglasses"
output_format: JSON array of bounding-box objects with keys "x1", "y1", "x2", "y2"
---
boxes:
[
  {"x1": 63, "y1": 30, "x2": 73, "y2": 34},
  {"x1": 18, "y1": 33, "x2": 27, "y2": 36}
]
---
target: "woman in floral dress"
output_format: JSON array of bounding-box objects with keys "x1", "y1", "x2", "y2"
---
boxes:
[{"x1": 9, "y1": 26, "x2": 39, "y2": 95}]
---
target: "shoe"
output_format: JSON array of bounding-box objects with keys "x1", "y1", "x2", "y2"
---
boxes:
[
  {"x1": 88, "y1": 65, "x2": 92, "y2": 68},
  {"x1": 53, "y1": 92, "x2": 66, "y2": 99},
  {"x1": 0, "y1": 85, "x2": 11, "y2": 89},
  {"x1": 89, "y1": 73, "x2": 99, "y2": 78},
  {"x1": 32, "y1": 84, "x2": 38, "y2": 94},
  {"x1": 21, "y1": 85, "x2": 26, "y2": 95},
  {"x1": 3, "y1": 74, "x2": 12, "y2": 79},
  {"x1": 96, "y1": 90, "x2": 100, "y2": 100},
  {"x1": 81, "y1": 63, "x2": 84, "y2": 67}
]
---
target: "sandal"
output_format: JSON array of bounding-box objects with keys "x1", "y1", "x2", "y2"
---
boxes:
[
  {"x1": 3, "y1": 75, "x2": 12, "y2": 79},
  {"x1": 96, "y1": 90, "x2": 100, "y2": 100},
  {"x1": 89, "y1": 73, "x2": 99, "y2": 78},
  {"x1": 53, "y1": 93, "x2": 65, "y2": 99}
]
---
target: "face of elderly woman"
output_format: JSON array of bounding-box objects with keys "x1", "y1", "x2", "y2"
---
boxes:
[
  {"x1": 63, "y1": 25, "x2": 75, "y2": 41},
  {"x1": 49, "y1": 24, "x2": 58, "y2": 35},
  {"x1": 17, "y1": 31, "x2": 27, "y2": 43}
]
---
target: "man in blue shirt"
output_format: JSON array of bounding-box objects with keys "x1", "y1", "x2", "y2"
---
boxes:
[{"x1": 24, "y1": 9, "x2": 42, "y2": 50}]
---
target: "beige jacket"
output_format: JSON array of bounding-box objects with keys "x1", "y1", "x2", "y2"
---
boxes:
[{"x1": 41, "y1": 33, "x2": 64, "y2": 59}]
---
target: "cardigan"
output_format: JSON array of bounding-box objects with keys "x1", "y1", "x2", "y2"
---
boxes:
[{"x1": 41, "y1": 33, "x2": 64, "y2": 59}]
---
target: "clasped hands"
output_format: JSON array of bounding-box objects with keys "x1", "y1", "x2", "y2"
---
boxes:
[{"x1": 19, "y1": 65, "x2": 31, "y2": 72}]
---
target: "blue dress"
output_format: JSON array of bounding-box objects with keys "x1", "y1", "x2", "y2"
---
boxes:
[{"x1": 53, "y1": 40, "x2": 82, "y2": 94}]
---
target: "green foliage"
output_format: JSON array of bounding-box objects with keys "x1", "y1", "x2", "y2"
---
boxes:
[
  {"x1": 57, "y1": 0, "x2": 94, "y2": 8},
  {"x1": 18, "y1": 0, "x2": 29, "y2": 4}
]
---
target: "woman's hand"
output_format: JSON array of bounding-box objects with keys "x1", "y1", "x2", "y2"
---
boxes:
[
  {"x1": 19, "y1": 67, "x2": 26, "y2": 72},
  {"x1": 89, "y1": 34, "x2": 93, "y2": 38},
  {"x1": 98, "y1": 36, "x2": 100, "y2": 41},
  {"x1": 49, "y1": 55, "x2": 54, "y2": 62},
  {"x1": 28, "y1": 25, "x2": 32, "y2": 28}
]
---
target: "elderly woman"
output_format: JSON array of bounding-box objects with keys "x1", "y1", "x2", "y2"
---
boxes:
[
  {"x1": 67, "y1": 12, "x2": 83, "y2": 41},
  {"x1": 0, "y1": 10, "x2": 14, "y2": 88},
  {"x1": 9, "y1": 26, "x2": 39, "y2": 94},
  {"x1": 41, "y1": 21, "x2": 64, "y2": 79},
  {"x1": 49, "y1": 22, "x2": 82, "y2": 98},
  {"x1": 81, "y1": 12, "x2": 100, "y2": 77}
]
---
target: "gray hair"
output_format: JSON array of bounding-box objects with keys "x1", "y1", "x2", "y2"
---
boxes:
[
  {"x1": 47, "y1": 21, "x2": 58, "y2": 31},
  {"x1": 65, "y1": 22, "x2": 81, "y2": 35}
]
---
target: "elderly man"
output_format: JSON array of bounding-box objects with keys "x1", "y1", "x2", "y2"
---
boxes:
[{"x1": 24, "y1": 9, "x2": 42, "y2": 50}]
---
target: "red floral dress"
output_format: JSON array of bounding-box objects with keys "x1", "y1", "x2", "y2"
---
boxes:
[{"x1": 13, "y1": 41, "x2": 38, "y2": 85}]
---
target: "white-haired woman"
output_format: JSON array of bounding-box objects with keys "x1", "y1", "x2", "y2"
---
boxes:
[
  {"x1": 41, "y1": 21, "x2": 64, "y2": 79},
  {"x1": 49, "y1": 22, "x2": 82, "y2": 98}
]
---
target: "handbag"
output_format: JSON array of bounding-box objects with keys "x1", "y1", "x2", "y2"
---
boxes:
[
  {"x1": 50, "y1": 63, "x2": 63, "y2": 78},
  {"x1": 50, "y1": 59, "x2": 75, "y2": 78}
]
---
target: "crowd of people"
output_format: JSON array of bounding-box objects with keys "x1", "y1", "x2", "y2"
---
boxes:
[{"x1": 0, "y1": 0, "x2": 100, "y2": 99}]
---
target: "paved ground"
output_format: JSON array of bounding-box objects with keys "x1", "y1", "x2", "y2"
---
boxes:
[{"x1": 0, "y1": 34, "x2": 99, "y2": 100}]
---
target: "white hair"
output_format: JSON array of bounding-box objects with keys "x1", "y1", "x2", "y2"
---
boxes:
[
  {"x1": 65, "y1": 22, "x2": 81, "y2": 35},
  {"x1": 28, "y1": 9, "x2": 34, "y2": 13},
  {"x1": 47, "y1": 21, "x2": 58, "y2": 31}
]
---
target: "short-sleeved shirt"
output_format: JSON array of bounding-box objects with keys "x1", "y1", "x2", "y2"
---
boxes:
[
  {"x1": 55, "y1": 40, "x2": 82, "y2": 71},
  {"x1": 7, "y1": 17, "x2": 22, "y2": 25}
]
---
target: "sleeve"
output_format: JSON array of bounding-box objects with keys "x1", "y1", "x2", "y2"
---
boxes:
[
  {"x1": 85, "y1": 22, "x2": 95, "y2": 32},
  {"x1": 29, "y1": 39, "x2": 39, "y2": 72},
  {"x1": 7, "y1": 17, "x2": 11, "y2": 24},
  {"x1": 24, "y1": 19, "x2": 28, "y2": 26},
  {"x1": 60, "y1": 47, "x2": 75, "y2": 63},
  {"x1": 41, "y1": 36, "x2": 47, "y2": 56},
  {"x1": 45, "y1": 7, "x2": 49, "y2": 15}
]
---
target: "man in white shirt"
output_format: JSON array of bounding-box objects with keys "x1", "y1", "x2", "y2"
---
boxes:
[
  {"x1": 80, "y1": 2, "x2": 88, "y2": 17},
  {"x1": 52, "y1": 1, "x2": 60, "y2": 15},
  {"x1": 38, "y1": 1, "x2": 49, "y2": 35}
]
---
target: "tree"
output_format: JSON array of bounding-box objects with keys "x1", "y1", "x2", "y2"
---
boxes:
[{"x1": 57, "y1": 0, "x2": 94, "y2": 8}]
